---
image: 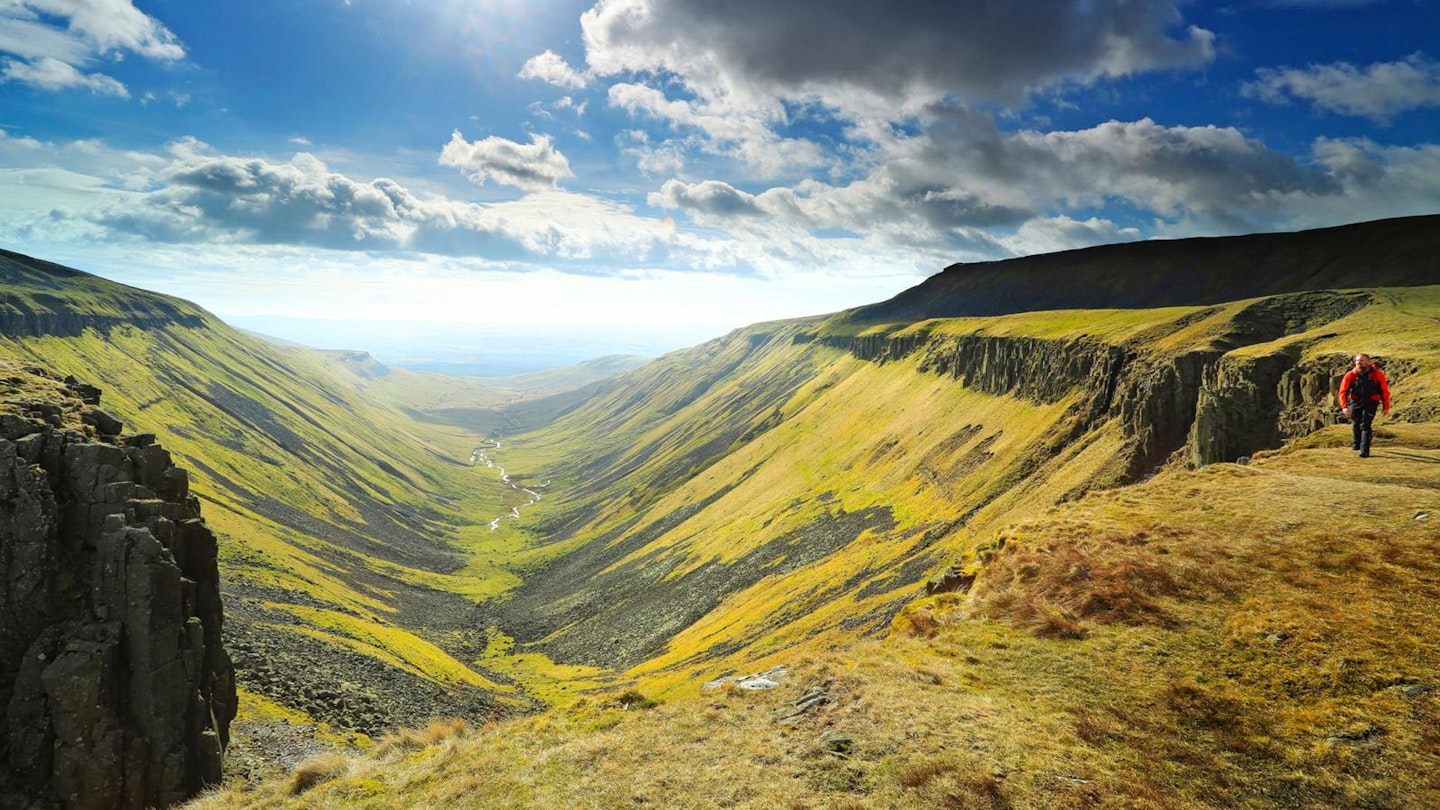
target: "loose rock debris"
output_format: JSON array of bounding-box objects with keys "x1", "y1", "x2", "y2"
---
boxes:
[{"x1": 775, "y1": 686, "x2": 830, "y2": 721}]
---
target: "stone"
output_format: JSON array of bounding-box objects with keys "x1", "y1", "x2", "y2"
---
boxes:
[
  {"x1": 82, "y1": 407, "x2": 124, "y2": 437},
  {"x1": 703, "y1": 664, "x2": 788, "y2": 692},
  {"x1": 63, "y1": 377, "x2": 102, "y2": 405},
  {"x1": 1390, "y1": 683, "x2": 1433, "y2": 698},
  {"x1": 818, "y1": 731, "x2": 854, "y2": 755},
  {"x1": 1, "y1": 372, "x2": 234, "y2": 809}
]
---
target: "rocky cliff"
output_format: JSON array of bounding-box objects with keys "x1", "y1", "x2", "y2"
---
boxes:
[
  {"x1": 828, "y1": 290, "x2": 1399, "y2": 475},
  {"x1": 0, "y1": 361, "x2": 235, "y2": 809}
]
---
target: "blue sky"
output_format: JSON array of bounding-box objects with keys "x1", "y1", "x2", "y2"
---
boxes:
[{"x1": 2, "y1": 0, "x2": 1439, "y2": 359}]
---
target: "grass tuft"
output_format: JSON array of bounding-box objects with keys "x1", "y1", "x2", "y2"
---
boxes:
[
  {"x1": 373, "y1": 719, "x2": 469, "y2": 757},
  {"x1": 971, "y1": 529, "x2": 1198, "y2": 637},
  {"x1": 897, "y1": 755, "x2": 1009, "y2": 809},
  {"x1": 610, "y1": 689, "x2": 660, "y2": 710},
  {"x1": 288, "y1": 752, "x2": 351, "y2": 795}
]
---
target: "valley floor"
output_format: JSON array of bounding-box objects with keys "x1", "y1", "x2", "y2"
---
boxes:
[{"x1": 189, "y1": 423, "x2": 1440, "y2": 809}]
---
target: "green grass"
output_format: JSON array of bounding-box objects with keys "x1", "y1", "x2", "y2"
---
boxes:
[
  {"x1": 476, "y1": 288, "x2": 1440, "y2": 697},
  {"x1": 0, "y1": 298, "x2": 517, "y2": 701},
  {"x1": 189, "y1": 422, "x2": 1440, "y2": 808}
]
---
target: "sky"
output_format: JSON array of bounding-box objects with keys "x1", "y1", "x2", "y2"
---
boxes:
[{"x1": 2, "y1": 0, "x2": 1439, "y2": 366}]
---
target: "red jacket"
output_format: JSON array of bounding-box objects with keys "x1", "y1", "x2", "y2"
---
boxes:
[{"x1": 1338, "y1": 365, "x2": 1391, "y2": 410}]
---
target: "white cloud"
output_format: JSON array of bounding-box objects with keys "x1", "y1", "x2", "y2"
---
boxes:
[
  {"x1": 607, "y1": 82, "x2": 827, "y2": 178},
  {"x1": 518, "y1": 49, "x2": 588, "y2": 89},
  {"x1": 0, "y1": 0, "x2": 183, "y2": 98},
  {"x1": 649, "y1": 179, "x2": 763, "y2": 218},
  {"x1": 2, "y1": 56, "x2": 127, "y2": 95},
  {"x1": 0, "y1": 11, "x2": 91, "y2": 64},
  {"x1": 0, "y1": 139, "x2": 696, "y2": 269},
  {"x1": 999, "y1": 216, "x2": 1142, "y2": 255},
  {"x1": 617, "y1": 129, "x2": 686, "y2": 175},
  {"x1": 25, "y1": 0, "x2": 184, "y2": 60},
  {"x1": 438, "y1": 130, "x2": 574, "y2": 191},
  {"x1": 3, "y1": 124, "x2": 1437, "y2": 313},
  {"x1": 1244, "y1": 54, "x2": 1440, "y2": 121}
]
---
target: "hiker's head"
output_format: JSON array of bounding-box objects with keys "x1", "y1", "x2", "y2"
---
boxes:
[{"x1": 1354, "y1": 354, "x2": 1372, "y2": 369}]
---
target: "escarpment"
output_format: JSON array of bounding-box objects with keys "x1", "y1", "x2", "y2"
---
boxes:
[
  {"x1": 828, "y1": 290, "x2": 1395, "y2": 475},
  {"x1": 0, "y1": 249, "x2": 208, "y2": 337},
  {"x1": 0, "y1": 303, "x2": 206, "y2": 338},
  {"x1": 851, "y1": 214, "x2": 1440, "y2": 322},
  {"x1": 0, "y1": 363, "x2": 235, "y2": 810}
]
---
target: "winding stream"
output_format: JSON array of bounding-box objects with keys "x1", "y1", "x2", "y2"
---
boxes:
[{"x1": 471, "y1": 439, "x2": 549, "y2": 530}]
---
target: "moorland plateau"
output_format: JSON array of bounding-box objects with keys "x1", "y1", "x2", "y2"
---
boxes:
[{"x1": 2, "y1": 214, "x2": 1439, "y2": 808}]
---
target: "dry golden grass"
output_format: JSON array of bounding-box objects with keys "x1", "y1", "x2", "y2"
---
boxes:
[
  {"x1": 370, "y1": 719, "x2": 470, "y2": 757},
  {"x1": 971, "y1": 526, "x2": 1207, "y2": 637},
  {"x1": 287, "y1": 753, "x2": 351, "y2": 796}
]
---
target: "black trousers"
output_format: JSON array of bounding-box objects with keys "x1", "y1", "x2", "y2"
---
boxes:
[{"x1": 1351, "y1": 400, "x2": 1379, "y2": 450}]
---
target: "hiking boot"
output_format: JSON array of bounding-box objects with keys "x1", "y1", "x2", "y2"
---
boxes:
[
  {"x1": 1351, "y1": 441, "x2": 1360, "y2": 451},
  {"x1": 1360, "y1": 448, "x2": 1370, "y2": 458}
]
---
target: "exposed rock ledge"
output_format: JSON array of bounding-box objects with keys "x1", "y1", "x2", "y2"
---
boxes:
[
  {"x1": 823, "y1": 291, "x2": 1404, "y2": 474},
  {"x1": 0, "y1": 363, "x2": 235, "y2": 809}
]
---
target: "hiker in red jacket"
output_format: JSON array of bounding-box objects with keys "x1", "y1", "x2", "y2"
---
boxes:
[{"x1": 1338, "y1": 353, "x2": 1391, "y2": 458}]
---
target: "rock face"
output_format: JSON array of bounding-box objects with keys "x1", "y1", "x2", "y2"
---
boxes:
[
  {"x1": 829, "y1": 291, "x2": 1399, "y2": 474},
  {"x1": 0, "y1": 366, "x2": 235, "y2": 809}
]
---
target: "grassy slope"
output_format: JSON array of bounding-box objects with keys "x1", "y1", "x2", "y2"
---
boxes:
[
  {"x1": 476, "y1": 287, "x2": 1440, "y2": 702},
  {"x1": 0, "y1": 260, "x2": 538, "y2": 728},
  {"x1": 472, "y1": 354, "x2": 653, "y2": 394},
  {"x1": 189, "y1": 423, "x2": 1440, "y2": 809}
]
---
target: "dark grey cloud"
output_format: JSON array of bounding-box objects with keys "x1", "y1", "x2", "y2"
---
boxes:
[
  {"x1": 898, "y1": 106, "x2": 1338, "y2": 231},
  {"x1": 147, "y1": 153, "x2": 434, "y2": 249},
  {"x1": 582, "y1": 0, "x2": 1214, "y2": 112},
  {"x1": 94, "y1": 151, "x2": 559, "y2": 261}
]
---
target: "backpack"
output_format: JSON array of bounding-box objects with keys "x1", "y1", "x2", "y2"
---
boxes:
[{"x1": 1350, "y1": 367, "x2": 1381, "y2": 403}]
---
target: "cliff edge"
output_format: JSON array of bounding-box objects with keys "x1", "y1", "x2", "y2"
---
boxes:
[
  {"x1": 850, "y1": 214, "x2": 1440, "y2": 323},
  {"x1": 0, "y1": 360, "x2": 235, "y2": 809}
]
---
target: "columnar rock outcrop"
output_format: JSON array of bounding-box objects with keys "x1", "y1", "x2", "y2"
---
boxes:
[{"x1": 0, "y1": 365, "x2": 235, "y2": 809}]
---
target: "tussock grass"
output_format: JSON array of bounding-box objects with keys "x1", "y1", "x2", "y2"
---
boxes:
[
  {"x1": 971, "y1": 526, "x2": 1207, "y2": 637},
  {"x1": 372, "y1": 719, "x2": 470, "y2": 756},
  {"x1": 287, "y1": 753, "x2": 351, "y2": 795}
]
